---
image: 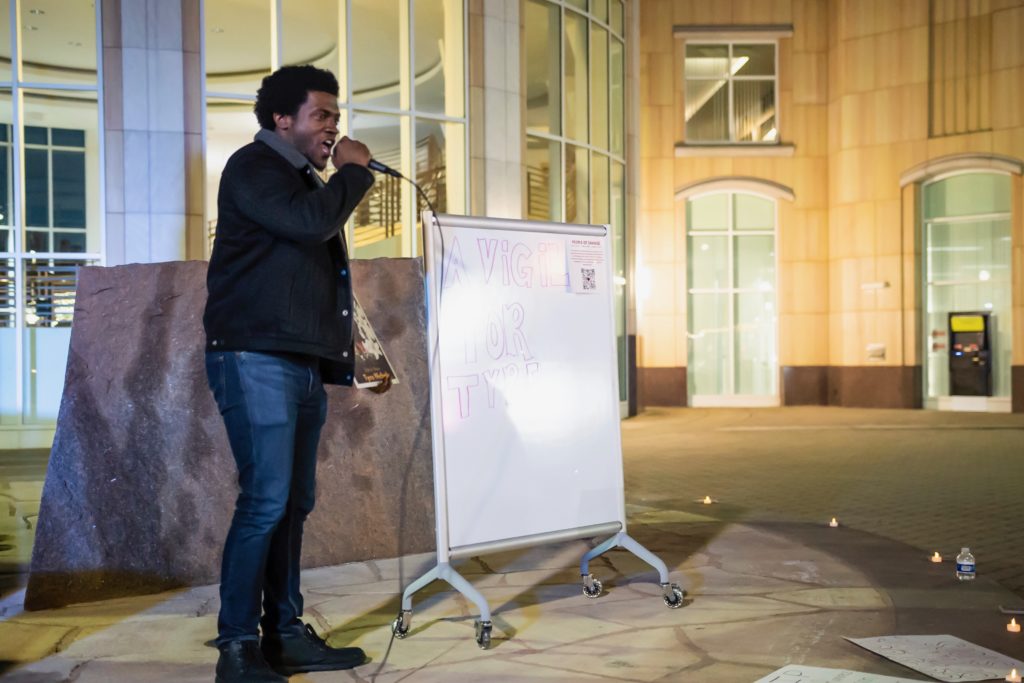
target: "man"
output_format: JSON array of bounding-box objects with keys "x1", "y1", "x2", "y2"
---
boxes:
[{"x1": 204, "y1": 65, "x2": 388, "y2": 683}]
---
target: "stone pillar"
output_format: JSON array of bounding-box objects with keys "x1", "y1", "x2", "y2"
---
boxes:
[
  {"x1": 468, "y1": 0, "x2": 522, "y2": 219},
  {"x1": 102, "y1": 0, "x2": 205, "y2": 265},
  {"x1": 625, "y1": 0, "x2": 640, "y2": 415}
]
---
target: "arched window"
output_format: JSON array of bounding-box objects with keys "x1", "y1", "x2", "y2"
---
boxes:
[
  {"x1": 684, "y1": 189, "x2": 778, "y2": 405},
  {"x1": 922, "y1": 171, "x2": 1012, "y2": 409}
]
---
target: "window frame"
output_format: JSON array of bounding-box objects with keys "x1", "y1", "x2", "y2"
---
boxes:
[
  {"x1": 684, "y1": 189, "x2": 781, "y2": 405},
  {"x1": 920, "y1": 170, "x2": 1014, "y2": 406},
  {"x1": 19, "y1": 125, "x2": 89, "y2": 253},
  {"x1": 682, "y1": 38, "x2": 780, "y2": 145},
  {"x1": 201, "y1": 0, "x2": 470, "y2": 259},
  {"x1": 0, "y1": 0, "x2": 105, "y2": 434},
  {"x1": 524, "y1": 0, "x2": 628, "y2": 225}
]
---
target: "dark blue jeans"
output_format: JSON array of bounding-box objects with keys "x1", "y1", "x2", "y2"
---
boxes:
[{"x1": 205, "y1": 350, "x2": 328, "y2": 646}]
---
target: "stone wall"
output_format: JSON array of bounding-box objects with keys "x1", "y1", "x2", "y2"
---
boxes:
[{"x1": 26, "y1": 258, "x2": 435, "y2": 610}]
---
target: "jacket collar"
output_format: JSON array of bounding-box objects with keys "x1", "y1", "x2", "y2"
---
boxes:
[
  {"x1": 255, "y1": 129, "x2": 326, "y2": 188},
  {"x1": 255, "y1": 128, "x2": 314, "y2": 169}
]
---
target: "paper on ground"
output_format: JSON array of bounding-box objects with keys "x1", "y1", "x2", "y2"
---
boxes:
[
  {"x1": 846, "y1": 635, "x2": 1024, "y2": 682},
  {"x1": 752, "y1": 665, "x2": 928, "y2": 682}
]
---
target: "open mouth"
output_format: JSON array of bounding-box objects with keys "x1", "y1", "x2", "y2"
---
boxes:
[{"x1": 321, "y1": 140, "x2": 333, "y2": 157}]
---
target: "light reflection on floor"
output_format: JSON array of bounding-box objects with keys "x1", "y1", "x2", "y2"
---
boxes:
[{"x1": 0, "y1": 449, "x2": 48, "y2": 598}]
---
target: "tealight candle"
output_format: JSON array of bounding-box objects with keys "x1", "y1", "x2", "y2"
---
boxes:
[
  {"x1": 1006, "y1": 668, "x2": 1021, "y2": 683},
  {"x1": 1008, "y1": 619, "x2": 1021, "y2": 633},
  {"x1": 931, "y1": 552, "x2": 942, "y2": 563},
  {"x1": 829, "y1": 517, "x2": 839, "y2": 528},
  {"x1": 703, "y1": 495, "x2": 713, "y2": 505}
]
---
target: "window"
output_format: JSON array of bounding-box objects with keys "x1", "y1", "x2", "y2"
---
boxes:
[
  {"x1": 16, "y1": 125, "x2": 89, "y2": 254},
  {"x1": 0, "y1": 1, "x2": 103, "y2": 433},
  {"x1": 524, "y1": 0, "x2": 628, "y2": 405},
  {"x1": 684, "y1": 42, "x2": 777, "y2": 143},
  {"x1": 204, "y1": 0, "x2": 467, "y2": 259},
  {"x1": 922, "y1": 173, "x2": 1011, "y2": 404},
  {"x1": 687, "y1": 192, "x2": 778, "y2": 404}
]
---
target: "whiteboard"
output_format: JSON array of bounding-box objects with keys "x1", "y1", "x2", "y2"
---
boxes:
[{"x1": 424, "y1": 214, "x2": 625, "y2": 556}]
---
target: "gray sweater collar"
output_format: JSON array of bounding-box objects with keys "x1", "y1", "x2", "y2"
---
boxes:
[
  {"x1": 255, "y1": 128, "x2": 326, "y2": 187},
  {"x1": 255, "y1": 128, "x2": 312, "y2": 170}
]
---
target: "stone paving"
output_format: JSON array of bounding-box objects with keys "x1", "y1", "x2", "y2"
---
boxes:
[
  {"x1": 1, "y1": 407, "x2": 1023, "y2": 681},
  {"x1": 0, "y1": 450, "x2": 45, "y2": 597},
  {"x1": 622, "y1": 407, "x2": 1024, "y2": 596}
]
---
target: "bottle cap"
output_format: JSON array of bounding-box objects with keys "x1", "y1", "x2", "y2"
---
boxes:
[{"x1": 962, "y1": 547, "x2": 969, "y2": 552}]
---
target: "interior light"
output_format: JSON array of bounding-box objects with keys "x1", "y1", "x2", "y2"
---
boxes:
[
  {"x1": 763, "y1": 127, "x2": 778, "y2": 141},
  {"x1": 978, "y1": 270, "x2": 991, "y2": 281},
  {"x1": 984, "y1": 302, "x2": 993, "y2": 310},
  {"x1": 730, "y1": 56, "x2": 749, "y2": 74},
  {"x1": 613, "y1": 275, "x2": 627, "y2": 286},
  {"x1": 700, "y1": 242, "x2": 710, "y2": 251},
  {"x1": 636, "y1": 266, "x2": 652, "y2": 302}
]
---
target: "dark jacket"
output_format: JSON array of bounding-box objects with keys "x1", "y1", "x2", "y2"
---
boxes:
[{"x1": 203, "y1": 137, "x2": 374, "y2": 385}]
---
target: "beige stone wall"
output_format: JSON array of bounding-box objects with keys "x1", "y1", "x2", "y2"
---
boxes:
[
  {"x1": 827, "y1": 0, "x2": 928, "y2": 370},
  {"x1": 637, "y1": 0, "x2": 1024, "y2": 388},
  {"x1": 1014, "y1": 174, "x2": 1024, "y2": 365},
  {"x1": 638, "y1": 0, "x2": 831, "y2": 374}
]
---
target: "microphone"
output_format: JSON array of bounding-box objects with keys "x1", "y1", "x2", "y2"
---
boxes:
[{"x1": 368, "y1": 159, "x2": 403, "y2": 178}]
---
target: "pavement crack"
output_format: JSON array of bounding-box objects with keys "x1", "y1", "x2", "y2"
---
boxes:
[
  {"x1": 54, "y1": 626, "x2": 82, "y2": 654},
  {"x1": 471, "y1": 556, "x2": 496, "y2": 574},
  {"x1": 194, "y1": 596, "x2": 215, "y2": 617},
  {"x1": 672, "y1": 625, "x2": 716, "y2": 670},
  {"x1": 513, "y1": 657, "x2": 648, "y2": 682},
  {"x1": 65, "y1": 661, "x2": 87, "y2": 682},
  {"x1": 304, "y1": 606, "x2": 332, "y2": 633}
]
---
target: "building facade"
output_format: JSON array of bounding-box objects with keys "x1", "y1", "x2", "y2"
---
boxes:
[
  {"x1": 0, "y1": 0, "x2": 637, "y2": 448},
  {"x1": 1, "y1": 0, "x2": 1022, "y2": 449},
  {"x1": 637, "y1": 0, "x2": 1024, "y2": 413}
]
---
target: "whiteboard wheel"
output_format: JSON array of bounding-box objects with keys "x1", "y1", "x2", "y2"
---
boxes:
[
  {"x1": 391, "y1": 610, "x2": 412, "y2": 639},
  {"x1": 582, "y1": 577, "x2": 603, "y2": 598},
  {"x1": 474, "y1": 619, "x2": 492, "y2": 649},
  {"x1": 662, "y1": 583, "x2": 685, "y2": 609}
]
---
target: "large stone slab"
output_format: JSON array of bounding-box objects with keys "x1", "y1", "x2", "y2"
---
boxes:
[{"x1": 25, "y1": 259, "x2": 435, "y2": 610}]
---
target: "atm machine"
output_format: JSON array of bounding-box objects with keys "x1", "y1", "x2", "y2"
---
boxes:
[{"x1": 948, "y1": 312, "x2": 992, "y2": 396}]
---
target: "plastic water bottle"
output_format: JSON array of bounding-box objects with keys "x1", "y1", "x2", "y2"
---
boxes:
[{"x1": 956, "y1": 547, "x2": 976, "y2": 581}]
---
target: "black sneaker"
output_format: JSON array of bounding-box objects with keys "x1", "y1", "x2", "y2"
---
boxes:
[
  {"x1": 216, "y1": 639, "x2": 288, "y2": 683},
  {"x1": 262, "y1": 623, "x2": 366, "y2": 674}
]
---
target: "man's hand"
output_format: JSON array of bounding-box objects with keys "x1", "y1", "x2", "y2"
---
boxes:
[
  {"x1": 368, "y1": 374, "x2": 392, "y2": 395},
  {"x1": 332, "y1": 136, "x2": 371, "y2": 169}
]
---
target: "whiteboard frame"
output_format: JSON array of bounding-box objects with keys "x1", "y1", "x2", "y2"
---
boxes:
[
  {"x1": 397, "y1": 212, "x2": 678, "y2": 641},
  {"x1": 423, "y1": 212, "x2": 628, "y2": 561}
]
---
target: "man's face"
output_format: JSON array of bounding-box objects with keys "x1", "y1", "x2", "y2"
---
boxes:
[{"x1": 274, "y1": 90, "x2": 340, "y2": 171}]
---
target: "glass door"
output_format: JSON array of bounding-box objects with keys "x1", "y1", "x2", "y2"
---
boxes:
[
  {"x1": 923, "y1": 173, "x2": 1012, "y2": 411},
  {"x1": 687, "y1": 192, "x2": 778, "y2": 406}
]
